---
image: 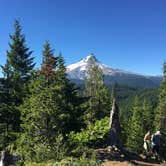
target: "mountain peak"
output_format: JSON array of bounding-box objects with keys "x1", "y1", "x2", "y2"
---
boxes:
[
  {"x1": 66, "y1": 55, "x2": 162, "y2": 88},
  {"x1": 82, "y1": 54, "x2": 97, "y2": 63},
  {"x1": 67, "y1": 54, "x2": 118, "y2": 80}
]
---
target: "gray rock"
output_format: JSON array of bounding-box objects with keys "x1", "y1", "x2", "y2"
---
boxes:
[{"x1": 108, "y1": 98, "x2": 121, "y2": 148}]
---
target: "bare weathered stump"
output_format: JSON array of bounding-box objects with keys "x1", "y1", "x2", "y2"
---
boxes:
[
  {"x1": 0, "y1": 150, "x2": 19, "y2": 166},
  {"x1": 108, "y1": 98, "x2": 121, "y2": 148}
]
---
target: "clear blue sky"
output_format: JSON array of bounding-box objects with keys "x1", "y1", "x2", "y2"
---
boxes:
[{"x1": 0, "y1": 0, "x2": 166, "y2": 76}]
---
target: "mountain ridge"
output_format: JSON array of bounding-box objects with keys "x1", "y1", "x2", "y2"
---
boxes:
[{"x1": 66, "y1": 54, "x2": 162, "y2": 88}]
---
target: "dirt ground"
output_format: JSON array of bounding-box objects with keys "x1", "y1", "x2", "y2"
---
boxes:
[
  {"x1": 96, "y1": 148, "x2": 161, "y2": 166},
  {"x1": 103, "y1": 160, "x2": 133, "y2": 166},
  {"x1": 103, "y1": 160, "x2": 161, "y2": 166}
]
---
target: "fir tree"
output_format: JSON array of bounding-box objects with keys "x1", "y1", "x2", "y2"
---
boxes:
[
  {"x1": 142, "y1": 99, "x2": 153, "y2": 132},
  {"x1": 6, "y1": 20, "x2": 35, "y2": 80},
  {"x1": 0, "y1": 20, "x2": 35, "y2": 148},
  {"x1": 56, "y1": 52, "x2": 67, "y2": 83},
  {"x1": 18, "y1": 44, "x2": 85, "y2": 161},
  {"x1": 1, "y1": 20, "x2": 35, "y2": 103},
  {"x1": 84, "y1": 57, "x2": 110, "y2": 125},
  {"x1": 126, "y1": 96, "x2": 144, "y2": 153},
  {"x1": 154, "y1": 62, "x2": 166, "y2": 158},
  {"x1": 41, "y1": 41, "x2": 57, "y2": 80}
]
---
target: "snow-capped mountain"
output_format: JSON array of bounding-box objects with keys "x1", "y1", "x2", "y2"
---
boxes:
[
  {"x1": 67, "y1": 54, "x2": 135, "y2": 79},
  {"x1": 66, "y1": 54, "x2": 162, "y2": 88}
]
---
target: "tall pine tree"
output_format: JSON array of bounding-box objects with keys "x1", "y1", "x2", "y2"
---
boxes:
[
  {"x1": 6, "y1": 20, "x2": 35, "y2": 80},
  {"x1": 18, "y1": 43, "x2": 85, "y2": 161},
  {"x1": 84, "y1": 56, "x2": 110, "y2": 125},
  {"x1": 0, "y1": 20, "x2": 35, "y2": 148},
  {"x1": 41, "y1": 41, "x2": 57, "y2": 81},
  {"x1": 142, "y1": 99, "x2": 154, "y2": 132},
  {"x1": 154, "y1": 62, "x2": 166, "y2": 158},
  {"x1": 126, "y1": 96, "x2": 144, "y2": 153}
]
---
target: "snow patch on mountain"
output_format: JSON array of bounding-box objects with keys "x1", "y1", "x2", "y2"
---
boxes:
[{"x1": 66, "y1": 54, "x2": 140, "y2": 80}]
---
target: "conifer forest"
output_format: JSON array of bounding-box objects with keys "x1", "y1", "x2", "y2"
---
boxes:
[{"x1": 0, "y1": 20, "x2": 166, "y2": 166}]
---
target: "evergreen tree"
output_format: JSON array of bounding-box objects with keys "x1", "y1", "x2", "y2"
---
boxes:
[
  {"x1": 154, "y1": 62, "x2": 166, "y2": 158},
  {"x1": 6, "y1": 20, "x2": 35, "y2": 80},
  {"x1": 41, "y1": 41, "x2": 57, "y2": 81},
  {"x1": 18, "y1": 44, "x2": 85, "y2": 161},
  {"x1": 0, "y1": 20, "x2": 35, "y2": 148},
  {"x1": 56, "y1": 52, "x2": 67, "y2": 83},
  {"x1": 84, "y1": 57, "x2": 110, "y2": 125},
  {"x1": 2, "y1": 20, "x2": 35, "y2": 103},
  {"x1": 126, "y1": 96, "x2": 144, "y2": 153},
  {"x1": 142, "y1": 99, "x2": 153, "y2": 132}
]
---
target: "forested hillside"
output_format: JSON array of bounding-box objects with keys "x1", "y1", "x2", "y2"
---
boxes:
[{"x1": 0, "y1": 21, "x2": 166, "y2": 165}]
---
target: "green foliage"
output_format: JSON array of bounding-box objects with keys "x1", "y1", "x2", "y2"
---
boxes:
[
  {"x1": 162, "y1": 161, "x2": 166, "y2": 166},
  {"x1": 25, "y1": 152, "x2": 102, "y2": 166},
  {"x1": 41, "y1": 41, "x2": 57, "y2": 80},
  {"x1": 119, "y1": 86, "x2": 158, "y2": 147},
  {"x1": 125, "y1": 93, "x2": 156, "y2": 153},
  {"x1": 0, "y1": 20, "x2": 164, "y2": 164},
  {"x1": 6, "y1": 20, "x2": 35, "y2": 77},
  {"x1": 142, "y1": 99, "x2": 154, "y2": 131},
  {"x1": 69, "y1": 117, "x2": 109, "y2": 147},
  {"x1": 54, "y1": 152, "x2": 102, "y2": 166},
  {"x1": 16, "y1": 133, "x2": 67, "y2": 162},
  {"x1": 84, "y1": 58, "x2": 110, "y2": 125},
  {"x1": 0, "y1": 20, "x2": 34, "y2": 149},
  {"x1": 126, "y1": 96, "x2": 144, "y2": 153},
  {"x1": 16, "y1": 43, "x2": 85, "y2": 162},
  {"x1": 154, "y1": 62, "x2": 166, "y2": 159}
]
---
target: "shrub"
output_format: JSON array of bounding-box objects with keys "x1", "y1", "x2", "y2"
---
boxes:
[
  {"x1": 16, "y1": 134, "x2": 67, "y2": 163},
  {"x1": 58, "y1": 152, "x2": 102, "y2": 166},
  {"x1": 68, "y1": 117, "x2": 109, "y2": 148}
]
